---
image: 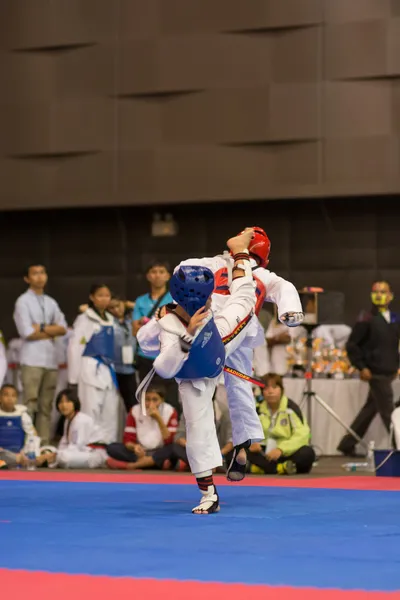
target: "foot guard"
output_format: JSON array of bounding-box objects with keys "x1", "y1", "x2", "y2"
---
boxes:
[
  {"x1": 192, "y1": 492, "x2": 220, "y2": 514},
  {"x1": 226, "y1": 440, "x2": 250, "y2": 482}
]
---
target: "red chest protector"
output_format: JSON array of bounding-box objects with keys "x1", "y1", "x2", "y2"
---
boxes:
[{"x1": 214, "y1": 268, "x2": 266, "y2": 316}]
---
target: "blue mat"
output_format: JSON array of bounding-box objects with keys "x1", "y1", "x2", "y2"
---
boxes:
[{"x1": 1, "y1": 481, "x2": 400, "y2": 591}]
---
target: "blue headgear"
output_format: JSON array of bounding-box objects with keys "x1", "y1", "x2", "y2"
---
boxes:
[{"x1": 170, "y1": 266, "x2": 214, "y2": 316}]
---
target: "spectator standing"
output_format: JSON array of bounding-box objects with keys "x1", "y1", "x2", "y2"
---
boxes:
[
  {"x1": 67, "y1": 284, "x2": 119, "y2": 444},
  {"x1": 13, "y1": 264, "x2": 67, "y2": 445},
  {"x1": 337, "y1": 281, "x2": 400, "y2": 456},
  {"x1": 133, "y1": 261, "x2": 180, "y2": 413},
  {"x1": 108, "y1": 296, "x2": 137, "y2": 412}
]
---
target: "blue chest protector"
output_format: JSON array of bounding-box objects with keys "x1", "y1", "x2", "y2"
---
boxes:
[
  {"x1": 83, "y1": 326, "x2": 118, "y2": 388},
  {"x1": 176, "y1": 318, "x2": 225, "y2": 380},
  {"x1": 0, "y1": 416, "x2": 25, "y2": 452}
]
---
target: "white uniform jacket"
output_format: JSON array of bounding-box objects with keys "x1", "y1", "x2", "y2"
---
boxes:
[{"x1": 67, "y1": 309, "x2": 114, "y2": 390}]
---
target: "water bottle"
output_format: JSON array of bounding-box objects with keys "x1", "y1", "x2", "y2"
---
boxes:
[
  {"x1": 342, "y1": 462, "x2": 369, "y2": 472},
  {"x1": 26, "y1": 434, "x2": 36, "y2": 471},
  {"x1": 367, "y1": 440, "x2": 375, "y2": 473}
]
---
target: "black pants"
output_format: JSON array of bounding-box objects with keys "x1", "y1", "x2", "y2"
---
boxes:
[
  {"x1": 135, "y1": 355, "x2": 181, "y2": 415},
  {"x1": 246, "y1": 446, "x2": 316, "y2": 474},
  {"x1": 338, "y1": 374, "x2": 395, "y2": 453},
  {"x1": 116, "y1": 372, "x2": 137, "y2": 413},
  {"x1": 107, "y1": 442, "x2": 186, "y2": 469}
]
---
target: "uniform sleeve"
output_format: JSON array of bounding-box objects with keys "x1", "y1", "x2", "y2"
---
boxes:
[
  {"x1": 123, "y1": 412, "x2": 137, "y2": 444},
  {"x1": 136, "y1": 319, "x2": 161, "y2": 356},
  {"x1": 13, "y1": 297, "x2": 35, "y2": 339},
  {"x1": 277, "y1": 411, "x2": 311, "y2": 456},
  {"x1": 21, "y1": 411, "x2": 36, "y2": 437},
  {"x1": 164, "y1": 408, "x2": 179, "y2": 445},
  {"x1": 52, "y1": 300, "x2": 68, "y2": 328},
  {"x1": 346, "y1": 321, "x2": 370, "y2": 371},
  {"x1": 255, "y1": 269, "x2": 303, "y2": 321},
  {"x1": 153, "y1": 328, "x2": 190, "y2": 379},
  {"x1": 67, "y1": 314, "x2": 89, "y2": 385}
]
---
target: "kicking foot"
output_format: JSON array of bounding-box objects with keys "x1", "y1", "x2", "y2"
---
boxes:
[
  {"x1": 192, "y1": 492, "x2": 220, "y2": 514},
  {"x1": 227, "y1": 442, "x2": 249, "y2": 482}
]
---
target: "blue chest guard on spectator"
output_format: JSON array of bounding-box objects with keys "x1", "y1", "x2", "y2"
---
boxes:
[
  {"x1": 176, "y1": 316, "x2": 225, "y2": 380},
  {"x1": 83, "y1": 326, "x2": 118, "y2": 388},
  {"x1": 0, "y1": 415, "x2": 25, "y2": 453}
]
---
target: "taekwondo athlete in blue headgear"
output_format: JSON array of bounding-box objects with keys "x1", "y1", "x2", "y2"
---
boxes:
[
  {"x1": 169, "y1": 265, "x2": 225, "y2": 381},
  {"x1": 136, "y1": 228, "x2": 257, "y2": 515}
]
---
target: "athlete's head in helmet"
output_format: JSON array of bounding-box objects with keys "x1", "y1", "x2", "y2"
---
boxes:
[
  {"x1": 236, "y1": 226, "x2": 270, "y2": 268},
  {"x1": 170, "y1": 266, "x2": 215, "y2": 317}
]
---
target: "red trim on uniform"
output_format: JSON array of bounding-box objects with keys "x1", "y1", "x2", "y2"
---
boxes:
[
  {"x1": 165, "y1": 409, "x2": 179, "y2": 445},
  {"x1": 123, "y1": 412, "x2": 137, "y2": 445},
  {"x1": 253, "y1": 274, "x2": 266, "y2": 316}
]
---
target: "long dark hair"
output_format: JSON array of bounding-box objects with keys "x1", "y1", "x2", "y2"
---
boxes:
[
  {"x1": 88, "y1": 283, "x2": 110, "y2": 308},
  {"x1": 55, "y1": 388, "x2": 81, "y2": 413}
]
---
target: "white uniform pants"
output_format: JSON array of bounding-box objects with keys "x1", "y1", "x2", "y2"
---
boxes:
[
  {"x1": 392, "y1": 407, "x2": 400, "y2": 448},
  {"x1": 224, "y1": 345, "x2": 264, "y2": 446},
  {"x1": 57, "y1": 447, "x2": 107, "y2": 469},
  {"x1": 181, "y1": 274, "x2": 256, "y2": 475},
  {"x1": 78, "y1": 382, "x2": 119, "y2": 443}
]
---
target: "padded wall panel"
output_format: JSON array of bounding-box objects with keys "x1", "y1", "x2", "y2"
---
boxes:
[
  {"x1": 1, "y1": 100, "x2": 114, "y2": 155},
  {"x1": 325, "y1": 0, "x2": 393, "y2": 22},
  {"x1": 324, "y1": 82, "x2": 393, "y2": 138},
  {"x1": 0, "y1": 0, "x2": 114, "y2": 49},
  {"x1": 325, "y1": 20, "x2": 390, "y2": 80},
  {"x1": 2, "y1": 1, "x2": 400, "y2": 209}
]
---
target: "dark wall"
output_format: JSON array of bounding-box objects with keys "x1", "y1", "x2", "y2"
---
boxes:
[
  {"x1": 1, "y1": 196, "x2": 400, "y2": 340},
  {"x1": 1, "y1": 0, "x2": 400, "y2": 210}
]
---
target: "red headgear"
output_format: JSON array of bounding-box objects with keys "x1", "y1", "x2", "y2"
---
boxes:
[{"x1": 238, "y1": 226, "x2": 270, "y2": 268}]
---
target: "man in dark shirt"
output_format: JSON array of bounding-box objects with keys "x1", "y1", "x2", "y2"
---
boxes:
[{"x1": 338, "y1": 281, "x2": 400, "y2": 456}]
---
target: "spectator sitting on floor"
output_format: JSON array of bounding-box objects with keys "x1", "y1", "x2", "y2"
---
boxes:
[
  {"x1": 0, "y1": 383, "x2": 39, "y2": 469},
  {"x1": 106, "y1": 385, "x2": 178, "y2": 470},
  {"x1": 247, "y1": 373, "x2": 315, "y2": 475},
  {"x1": 172, "y1": 395, "x2": 234, "y2": 472},
  {"x1": 43, "y1": 388, "x2": 108, "y2": 469}
]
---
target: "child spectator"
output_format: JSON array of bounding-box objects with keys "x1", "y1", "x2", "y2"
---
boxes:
[
  {"x1": 106, "y1": 385, "x2": 178, "y2": 470},
  {"x1": 68, "y1": 284, "x2": 119, "y2": 443},
  {"x1": 44, "y1": 388, "x2": 107, "y2": 469},
  {"x1": 0, "y1": 383, "x2": 39, "y2": 469},
  {"x1": 247, "y1": 373, "x2": 315, "y2": 475}
]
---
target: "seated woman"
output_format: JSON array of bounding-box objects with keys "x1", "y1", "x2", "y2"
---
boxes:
[
  {"x1": 106, "y1": 385, "x2": 178, "y2": 470},
  {"x1": 44, "y1": 388, "x2": 108, "y2": 469},
  {"x1": 247, "y1": 373, "x2": 315, "y2": 475}
]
